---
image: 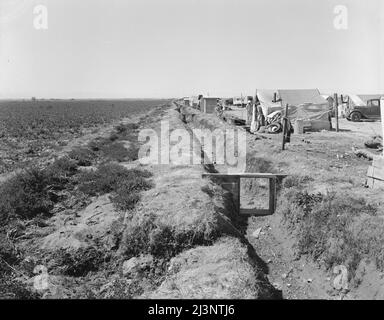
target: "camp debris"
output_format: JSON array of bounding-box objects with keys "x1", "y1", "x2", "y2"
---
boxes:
[{"x1": 364, "y1": 136, "x2": 383, "y2": 151}]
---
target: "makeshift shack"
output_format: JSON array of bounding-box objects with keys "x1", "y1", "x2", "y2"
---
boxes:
[
  {"x1": 256, "y1": 90, "x2": 282, "y2": 117},
  {"x1": 200, "y1": 97, "x2": 219, "y2": 114},
  {"x1": 284, "y1": 103, "x2": 332, "y2": 133},
  {"x1": 183, "y1": 97, "x2": 191, "y2": 106}
]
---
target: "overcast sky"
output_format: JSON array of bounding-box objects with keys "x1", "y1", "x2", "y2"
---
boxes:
[{"x1": 0, "y1": 0, "x2": 383, "y2": 98}]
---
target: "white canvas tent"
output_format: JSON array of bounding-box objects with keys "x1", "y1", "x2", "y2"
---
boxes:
[{"x1": 256, "y1": 90, "x2": 282, "y2": 117}]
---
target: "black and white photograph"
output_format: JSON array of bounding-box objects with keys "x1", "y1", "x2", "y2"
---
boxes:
[{"x1": 0, "y1": 0, "x2": 384, "y2": 307}]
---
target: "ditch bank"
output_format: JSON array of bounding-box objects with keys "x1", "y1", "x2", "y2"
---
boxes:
[{"x1": 122, "y1": 105, "x2": 278, "y2": 299}]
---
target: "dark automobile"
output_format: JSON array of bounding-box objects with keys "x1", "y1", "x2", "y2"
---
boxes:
[{"x1": 347, "y1": 98, "x2": 382, "y2": 122}]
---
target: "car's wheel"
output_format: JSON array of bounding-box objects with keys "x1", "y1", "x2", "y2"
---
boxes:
[{"x1": 350, "y1": 112, "x2": 362, "y2": 122}]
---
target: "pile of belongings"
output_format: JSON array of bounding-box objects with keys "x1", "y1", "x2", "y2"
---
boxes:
[
  {"x1": 364, "y1": 135, "x2": 383, "y2": 152},
  {"x1": 265, "y1": 111, "x2": 283, "y2": 133},
  {"x1": 263, "y1": 110, "x2": 294, "y2": 136}
]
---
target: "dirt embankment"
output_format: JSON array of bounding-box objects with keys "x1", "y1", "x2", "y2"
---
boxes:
[{"x1": 127, "y1": 105, "x2": 278, "y2": 299}]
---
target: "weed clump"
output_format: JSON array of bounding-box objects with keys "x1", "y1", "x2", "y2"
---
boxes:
[
  {"x1": 114, "y1": 123, "x2": 139, "y2": 140},
  {"x1": 0, "y1": 232, "x2": 40, "y2": 299},
  {"x1": 282, "y1": 175, "x2": 314, "y2": 189},
  {"x1": 246, "y1": 157, "x2": 275, "y2": 173},
  {"x1": 279, "y1": 189, "x2": 379, "y2": 278},
  {"x1": 0, "y1": 233, "x2": 20, "y2": 274},
  {"x1": 112, "y1": 176, "x2": 152, "y2": 211},
  {"x1": 44, "y1": 157, "x2": 78, "y2": 186},
  {"x1": 101, "y1": 142, "x2": 134, "y2": 162},
  {"x1": 87, "y1": 138, "x2": 104, "y2": 152},
  {"x1": 0, "y1": 278, "x2": 40, "y2": 299},
  {"x1": 88, "y1": 138, "x2": 138, "y2": 162},
  {"x1": 120, "y1": 213, "x2": 219, "y2": 260},
  {"x1": 0, "y1": 157, "x2": 80, "y2": 225},
  {"x1": 77, "y1": 163, "x2": 152, "y2": 212},
  {"x1": 77, "y1": 163, "x2": 151, "y2": 196},
  {"x1": 68, "y1": 148, "x2": 96, "y2": 166},
  {"x1": 85, "y1": 122, "x2": 140, "y2": 162},
  {"x1": 0, "y1": 168, "x2": 55, "y2": 224},
  {"x1": 50, "y1": 247, "x2": 108, "y2": 277},
  {"x1": 115, "y1": 123, "x2": 139, "y2": 133}
]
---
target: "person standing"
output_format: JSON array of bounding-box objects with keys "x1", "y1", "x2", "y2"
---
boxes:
[{"x1": 246, "y1": 101, "x2": 253, "y2": 126}]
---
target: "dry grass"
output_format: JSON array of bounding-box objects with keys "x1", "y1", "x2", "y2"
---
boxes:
[
  {"x1": 278, "y1": 187, "x2": 380, "y2": 281},
  {"x1": 85, "y1": 121, "x2": 140, "y2": 163},
  {"x1": 49, "y1": 247, "x2": 109, "y2": 277},
  {"x1": 145, "y1": 237, "x2": 277, "y2": 299},
  {"x1": 77, "y1": 163, "x2": 151, "y2": 196},
  {"x1": 0, "y1": 157, "x2": 78, "y2": 224},
  {"x1": 120, "y1": 212, "x2": 219, "y2": 260},
  {"x1": 68, "y1": 147, "x2": 97, "y2": 166}
]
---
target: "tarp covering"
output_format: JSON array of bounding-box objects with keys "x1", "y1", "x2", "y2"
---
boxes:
[
  {"x1": 284, "y1": 103, "x2": 330, "y2": 122},
  {"x1": 257, "y1": 89, "x2": 328, "y2": 117},
  {"x1": 265, "y1": 103, "x2": 330, "y2": 121},
  {"x1": 257, "y1": 90, "x2": 277, "y2": 104},
  {"x1": 256, "y1": 89, "x2": 282, "y2": 117},
  {"x1": 278, "y1": 89, "x2": 327, "y2": 106},
  {"x1": 348, "y1": 94, "x2": 366, "y2": 107}
]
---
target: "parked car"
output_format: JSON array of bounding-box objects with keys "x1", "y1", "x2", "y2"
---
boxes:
[
  {"x1": 346, "y1": 98, "x2": 382, "y2": 122},
  {"x1": 233, "y1": 96, "x2": 252, "y2": 107},
  {"x1": 233, "y1": 96, "x2": 244, "y2": 107}
]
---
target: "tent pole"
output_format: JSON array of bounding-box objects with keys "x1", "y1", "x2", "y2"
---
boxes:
[
  {"x1": 381, "y1": 97, "x2": 384, "y2": 157},
  {"x1": 334, "y1": 93, "x2": 339, "y2": 132},
  {"x1": 282, "y1": 104, "x2": 289, "y2": 150}
]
